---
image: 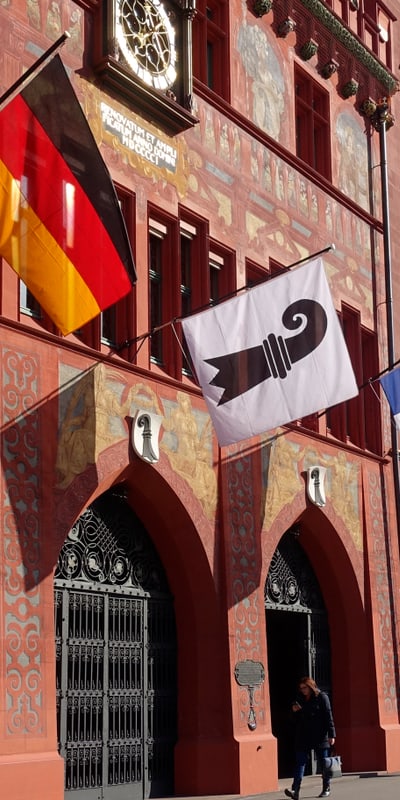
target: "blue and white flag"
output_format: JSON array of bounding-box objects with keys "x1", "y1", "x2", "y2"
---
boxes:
[
  {"x1": 380, "y1": 366, "x2": 400, "y2": 429},
  {"x1": 182, "y1": 258, "x2": 359, "y2": 446}
]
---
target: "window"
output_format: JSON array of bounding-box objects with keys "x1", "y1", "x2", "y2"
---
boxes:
[
  {"x1": 246, "y1": 260, "x2": 268, "y2": 289},
  {"x1": 149, "y1": 207, "x2": 235, "y2": 379},
  {"x1": 295, "y1": 65, "x2": 331, "y2": 181},
  {"x1": 193, "y1": 0, "x2": 229, "y2": 99},
  {"x1": 101, "y1": 305, "x2": 117, "y2": 345},
  {"x1": 377, "y1": 6, "x2": 392, "y2": 67},
  {"x1": 209, "y1": 245, "x2": 234, "y2": 305},
  {"x1": 327, "y1": 307, "x2": 381, "y2": 453},
  {"x1": 364, "y1": 4, "x2": 393, "y2": 68},
  {"x1": 20, "y1": 282, "x2": 41, "y2": 319},
  {"x1": 324, "y1": 0, "x2": 393, "y2": 68},
  {"x1": 100, "y1": 187, "x2": 136, "y2": 352},
  {"x1": 149, "y1": 217, "x2": 172, "y2": 365}
]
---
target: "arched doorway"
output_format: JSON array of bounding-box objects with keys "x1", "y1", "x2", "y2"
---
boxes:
[
  {"x1": 54, "y1": 486, "x2": 177, "y2": 799},
  {"x1": 265, "y1": 529, "x2": 331, "y2": 777}
]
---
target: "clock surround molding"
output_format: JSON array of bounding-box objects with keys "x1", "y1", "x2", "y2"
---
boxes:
[{"x1": 93, "y1": 0, "x2": 198, "y2": 135}]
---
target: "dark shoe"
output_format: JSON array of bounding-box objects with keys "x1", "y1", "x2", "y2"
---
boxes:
[
  {"x1": 285, "y1": 790, "x2": 299, "y2": 800},
  {"x1": 318, "y1": 791, "x2": 330, "y2": 798}
]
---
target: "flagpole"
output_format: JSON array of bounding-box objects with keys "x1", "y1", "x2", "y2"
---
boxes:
[
  {"x1": 376, "y1": 103, "x2": 400, "y2": 543},
  {"x1": 0, "y1": 31, "x2": 70, "y2": 111},
  {"x1": 116, "y1": 243, "x2": 336, "y2": 351}
]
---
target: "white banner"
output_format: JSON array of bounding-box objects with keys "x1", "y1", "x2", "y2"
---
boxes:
[{"x1": 182, "y1": 258, "x2": 358, "y2": 446}]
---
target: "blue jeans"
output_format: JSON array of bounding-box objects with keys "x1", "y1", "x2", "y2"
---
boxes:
[{"x1": 292, "y1": 746, "x2": 330, "y2": 792}]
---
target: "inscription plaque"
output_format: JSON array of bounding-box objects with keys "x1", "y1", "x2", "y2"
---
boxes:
[{"x1": 234, "y1": 660, "x2": 265, "y2": 731}]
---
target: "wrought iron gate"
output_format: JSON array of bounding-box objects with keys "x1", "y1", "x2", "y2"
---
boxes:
[
  {"x1": 265, "y1": 529, "x2": 331, "y2": 777},
  {"x1": 54, "y1": 488, "x2": 177, "y2": 800}
]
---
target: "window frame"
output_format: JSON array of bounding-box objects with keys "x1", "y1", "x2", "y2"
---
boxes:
[
  {"x1": 148, "y1": 213, "x2": 178, "y2": 369},
  {"x1": 193, "y1": 0, "x2": 230, "y2": 100},
  {"x1": 148, "y1": 205, "x2": 236, "y2": 381},
  {"x1": 99, "y1": 186, "x2": 136, "y2": 355},
  {"x1": 327, "y1": 306, "x2": 381, "y2": 454},
  {"x1": 294, "y1": 64, "x2": 332, "y2": 182}
]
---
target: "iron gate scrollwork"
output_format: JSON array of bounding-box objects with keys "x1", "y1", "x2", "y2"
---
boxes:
[
  {"x1": 54, "y1": 488, "x2": 177, "y2": 800},
  {"x1": 265, "y1": 530, "x2": 332, "y2": 778},
  {"x1": 265, "y1": 530, "x2": 330, "y2": 690}
]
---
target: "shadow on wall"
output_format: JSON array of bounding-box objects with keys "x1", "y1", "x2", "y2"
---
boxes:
[{"x1": 0, "y1": 363, "x2": 101, "y2": 592}]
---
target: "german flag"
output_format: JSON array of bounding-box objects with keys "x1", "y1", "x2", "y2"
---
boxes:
[{"x1": 0, "y1": 54, "x2": 136, "y2": 335}]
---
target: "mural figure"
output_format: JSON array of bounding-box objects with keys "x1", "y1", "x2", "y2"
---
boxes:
[
  {"x1": 238, "y1": 23, "x2": 285, "y2": 142},
  {"x1": 264, "y1": 434, "x2": 304, "y2": 523},
  {"x1": 45, "y1": 0, "x2": 61, "y2": 39},
  {"x1": 56, "y1": 365, "x2": 128, "y2": 489},
  {"x1": 161, "y1": 392, "x2": 217, "y2": 518},
  {"x1": 336, "y1": 113, "x2": 369, "y2": 210},
  {"x1": 329, "y1": 451, "x2": 361, "y2": 548},
  {"x1": 27, "y1": 0, "x2": 41, "y2": 29}
]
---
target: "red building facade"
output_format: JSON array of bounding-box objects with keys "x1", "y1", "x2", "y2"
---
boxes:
[{"x1": 1, "y1": 0, "x2": 400, "y2": 799}]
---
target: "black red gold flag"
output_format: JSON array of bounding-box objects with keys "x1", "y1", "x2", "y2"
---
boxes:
[{"x1": 0, "y1": 54, "x2": 136, "y2": 335}]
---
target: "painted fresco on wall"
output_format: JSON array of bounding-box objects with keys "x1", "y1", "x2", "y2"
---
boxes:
[
  {"x1": 336, "y1": 112, "x2": 369, "y2": 211},
  {"x1": 56, "y1": 365, "x2": 216, "y2": 517},
  {"x1": 161, "y1": 393, "x2": 217, "y2": 518},
  {"x1": 304, "y1": 448, "x2": 362, "y2": 549},
  {"x1": 264, "y1": 435, "x2": 302, "y2": 524},
  {"x1": 263, "y1": 432, "x2": 362, "y2": 549},
  {"x1": 186, "y1": 98, "x2": 375, "y2": 324},
  {"x1": 56, "y1": 364, "x2": 129, "y2": 488},
  {"x1": 78, "y1": 66, "x2": 376, "y2": 328},
  {"x1": 4, "y1": 0, "x2": 83, "y2": 49},
  {"x1": 1, "y1": 347, "x2": 44, "y2": 735},
  {"x1": 237, "y1": 22, "x2": 286, "y2": 142}
]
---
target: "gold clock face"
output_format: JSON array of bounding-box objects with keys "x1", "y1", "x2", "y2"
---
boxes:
[{"x1": 116, "y1": 0, "x2": 177, "y2": 90}]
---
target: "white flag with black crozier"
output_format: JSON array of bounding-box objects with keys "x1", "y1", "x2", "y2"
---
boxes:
[{"x1": 182, "y1": 258, "x2": 358, "y2": 446}]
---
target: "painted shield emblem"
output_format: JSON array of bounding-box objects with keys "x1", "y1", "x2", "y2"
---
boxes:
[
  {"x1": 306, "y1": 465, "x2": 327, "y2": 507},
  {"x1": 132, "y1": 410, "x2": 163, "y2": 463}
]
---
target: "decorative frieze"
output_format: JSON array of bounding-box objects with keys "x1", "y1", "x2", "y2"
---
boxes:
[{"x1": 271, "y1": 0, "x2": 398, "y2": 120}]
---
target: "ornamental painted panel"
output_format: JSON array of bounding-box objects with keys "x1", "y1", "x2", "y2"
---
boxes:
[
  {"x1": 336, "y1": 111, "x2": 370, "y2": 211},
  {"x1": 262, "y1": 433, "x2": 362, "y2": 551},
  {"x1": 226, "y1": 445, "x2": 266, "y2": 728},
  {"x1": 237, "y1": 22, "x2": 286, "y2": 143},
  {"x1": 1, "y1": 348, "x2": 43, "y2": 736},
  {"x1": 57, "y1": 365, "x2": 216, "y2": 518},
  {"x1": 363, "y1": 463, "x2": 398, "y2": 718},
  {"x1": 185, "y1": 98, "x2": 376, "y2": 327}
]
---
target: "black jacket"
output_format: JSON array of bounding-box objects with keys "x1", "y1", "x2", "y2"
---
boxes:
[{"x1": 293, "y1": 691, "x2": 336, "y2": 750}]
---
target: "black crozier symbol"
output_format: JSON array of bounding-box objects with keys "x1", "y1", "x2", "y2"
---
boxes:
[
  {"x1": 311, "y1": 467, "x2": 324, "y2": 506},
  {"x1": 137, "y1": 412, "x2": 158, "y2": 461},
  {"x1": 204, "y1": 299, "x2": 328, "y2": 406}
]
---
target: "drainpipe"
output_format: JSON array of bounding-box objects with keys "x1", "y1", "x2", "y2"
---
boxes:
[{"x1": 376, "y1": 101, "x2": 400, "y2": 538}]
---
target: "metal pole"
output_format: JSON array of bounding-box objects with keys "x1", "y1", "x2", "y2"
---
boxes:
[
  {"x1": 377, "y1": 104, "x2": 400, "y2": 534},
  {"x1": 0, "y1": 32, "x2": 69, "y2": 111},
  {"x1": 116, "y1": 243, "x2": 336, "y2": 350}
]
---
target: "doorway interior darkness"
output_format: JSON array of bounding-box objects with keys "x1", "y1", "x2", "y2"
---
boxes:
[
  {"x1": 54, "y1": 487, "x2": 177, "y2": 800},
  {"x1": 265, "y1": 529, "x2": 331, "y2": 778}
]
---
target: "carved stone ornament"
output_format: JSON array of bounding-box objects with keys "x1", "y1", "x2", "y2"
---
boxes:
[
  {"x1": 132, "y1": 410, "x2": 163, "y2": 463},
  {"x1": 342, "y1": 78, "x2": 359, "y2": 98},
  {"x1": 253, "y1": 0, "x2": 273, "y2": 17},
  {"x1": 300, "y1": 39, "x2": 319, "y2": 60},
  {"x1": 278, "y1": 17, "x2": 296, "y2": 36},
  {"x1": 361, "y1": 98, "x2": 377, "y2": 117},
  {"x1": 306, "y1": 466, "x2": 327, "y2": 507},
  {"x1": 320, "y1": 58, "x2": 339, "y2": 79}
]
